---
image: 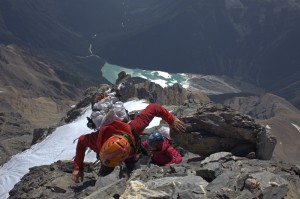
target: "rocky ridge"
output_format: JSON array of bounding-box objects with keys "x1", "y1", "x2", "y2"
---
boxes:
[
  {"x1": 9, "y1": 152, "x2": 300, "y2": 199},
  {"x1": 8, "y1": 72, "x2": 300, "y2": 198}
]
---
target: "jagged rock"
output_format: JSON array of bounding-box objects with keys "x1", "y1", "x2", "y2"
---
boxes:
[
  {"x1": 120, "y1": 180, "x2": 169, "y2": 199},
  {"x1": 85, "y1": 178, "x2": 127, "y2": 199},
  {"x1": 8, "y1": 153, "x2": 300, "y2": 199},
  {"x1": 135, "y1": 81, "x2": 210, "y2": 105},
  {"x1": 171, "y1": 101, "x2": 276, "y2": 160},
  {"x1": 114, "y1": 71, "x2": 210, "y2": 105},
  {"x1": 115, "y1": 71, "x2": 135, "y2": 102},
  {"x1": 62, "y1": 84, "x2": 110, "y2": 124},
  {"x1": 136, "y1": 81, "x2": 184, "y2": 104},
  {"x1": 31, "y1": 127, "x2": 55, "y2": 145},
  {"x1": 256, "y1": 128, "x2": 277, "y2": 160},
  {"x1": 200, "y1": 152, "x2": 233, "y2": 165},
  {"x1": 8, "y1": 161, "x2": 96, "y2": 199}
]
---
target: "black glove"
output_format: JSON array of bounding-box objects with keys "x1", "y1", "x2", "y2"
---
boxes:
[
  {"x1": 86, "y1": 117, "x2": 96, "y2": 129},
  {"x1": 140, "y1": 145, "x2": 150, "y2": 156}
]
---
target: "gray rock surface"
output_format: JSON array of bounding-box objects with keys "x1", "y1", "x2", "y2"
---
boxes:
[
  {"x1": 5, "y1": 71, "x2": 298, "y2": 199},
  {"x1": 8, "y1": 153, "x2": 300, "y2": 199},
  {"x1": 171, "y1": 101, "x2": 276, "y2": 159},
  {"x1": 135, "y1": 81, "x2": 210, "y2": 105}
]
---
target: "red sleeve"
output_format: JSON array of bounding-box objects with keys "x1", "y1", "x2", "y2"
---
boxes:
[
  {"x1": 165, "y1": 146, "x2": 182, "y2": 166},
  {"x1": 130, "y1": 103, "x2": 175, "y2": 135},
  {"x1": 142, "y1": 140, "x2": 149, "y2": 149},
  {"x1": 74, "y1": 133, "x2": 98, "y2": 170}
]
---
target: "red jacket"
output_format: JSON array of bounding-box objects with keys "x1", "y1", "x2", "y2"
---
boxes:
[
  {"x1": 142, "y1": 138, "x2": 182, "y2": 166},
  {"x1": 74, "y1": 103, "x2": 175, "y2": 170}
]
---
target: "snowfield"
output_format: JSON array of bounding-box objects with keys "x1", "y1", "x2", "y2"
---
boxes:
[{"x1": 0, "y1": 100, "x2": 161, "y2": 199}]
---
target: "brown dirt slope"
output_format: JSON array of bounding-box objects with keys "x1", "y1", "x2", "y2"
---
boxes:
[{"x1": 0, "y1": 44, "x2": 82, "y2": 165}]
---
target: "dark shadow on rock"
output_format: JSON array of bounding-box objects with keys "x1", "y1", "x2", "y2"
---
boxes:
[
  {"x1": 71, "y1": 179, "x2": 97, "y2": 193},
  {"x1": 113, "y1": 194, "x2": 121, "y2": 199},
  {"x1": 187, "y1": 156, "x2": 205, "y2": 163},
  {"x1": 230, "y1": 143, "x2": 255, "y2": 157}
]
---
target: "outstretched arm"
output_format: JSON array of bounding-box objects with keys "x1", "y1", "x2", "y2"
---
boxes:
[
  {"x1": 130, "y1": 103, "x2": 185, "y2": 135},
  {"x1": 72, "y1": 133, "x2": 97, "y2": 183},
  {"x1": 74, "y1": 135, "x2": 88, "y2": 170}
]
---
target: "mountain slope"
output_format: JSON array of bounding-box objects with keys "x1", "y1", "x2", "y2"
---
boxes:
[
  {"x1": 98, "y1": 0, "x2": 300, "y2": 108},
  {"x1": 0, "y1": 44, "x2": 83, "y2": 165},
  {"x1": 0, "y1": 0, "x2": 300, "y2": 108}
]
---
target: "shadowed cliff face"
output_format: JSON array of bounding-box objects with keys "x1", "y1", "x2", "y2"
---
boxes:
[{"x1": 0, "y1": 0, "x2": 300, "y2": 108}]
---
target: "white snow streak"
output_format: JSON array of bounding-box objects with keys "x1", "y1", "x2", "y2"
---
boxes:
[{"x1": 0, "y1": 100, "x2": 161, "y2": 199}]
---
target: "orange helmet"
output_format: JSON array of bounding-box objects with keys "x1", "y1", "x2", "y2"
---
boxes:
[{"x1": 99, "y1": 135, "x2": 131, "y2": 167}]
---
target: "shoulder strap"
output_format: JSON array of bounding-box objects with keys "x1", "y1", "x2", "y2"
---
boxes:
[
  {"x1": 129, "y1": 123, "x2": 141, "y2": 153},
  {"x1": 121, "y1": 133, "x2": 135, "y2": 151},
  {"x1": 126, "y1": 123, "x2": 150, "y2": 157}
]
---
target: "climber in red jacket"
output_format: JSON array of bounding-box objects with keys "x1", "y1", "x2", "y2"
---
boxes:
[
  {"x1": 142, "y1": 131, "x2": 182, "y2": 166},
  {"x1": 72, "y1": 103, "x2": 185, "y2": 183}
]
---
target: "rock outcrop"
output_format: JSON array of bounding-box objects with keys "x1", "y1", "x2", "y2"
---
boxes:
[
  {"x1": 7, "y1": 71, "x2": 300, "y2": 199},
  {"x1": 9, "y1": 152, "x2": 300, "y2": 199},
  {"x1": 171, "y1": 101, "x2": 277, "y2": 160},
  {"x1": 135, "y1": 81, "x2": 210, "y2": 106},
  {"x1": 62, "y1": 72, "x2": 210, "y2": 123}
]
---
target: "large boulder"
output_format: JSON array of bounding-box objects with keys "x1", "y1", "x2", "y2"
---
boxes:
[{"x1": 171, "y1": 101, "x2": 277, "y2": 160}]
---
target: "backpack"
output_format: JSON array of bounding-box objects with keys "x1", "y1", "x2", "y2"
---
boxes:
[{"x1": 87, "y1": 100, "x2": 129, "y2": 130}]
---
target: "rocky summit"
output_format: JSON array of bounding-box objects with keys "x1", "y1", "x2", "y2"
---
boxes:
[
  {"x1": 9, "y1": 152, "x2": 300, "y2": 199},
  {"x1": 7, "y1": 72, "x2": 300, "y2": 198}
]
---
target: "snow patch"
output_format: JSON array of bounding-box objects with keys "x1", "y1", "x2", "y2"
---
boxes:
[
  {"x1": 151, "y1": 79, "x2": 168, "y2": 88},
  {"x1": 266, "y1": 125, "x2": 271, "y2": 130},
  {"x1": 151, "y1": 71, "x2": 171, "y2": 79},
  {"x1": 291, "y1": 123, "x2": 300, "y2": 133},
  {"x1": 0, "y1": 100, "x2": 162, "y2": 199}
]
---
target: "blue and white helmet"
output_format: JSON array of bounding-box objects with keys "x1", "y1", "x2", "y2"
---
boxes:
[{"x1": 148, "y1": 131, "x2": 164, "y2": 149}]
